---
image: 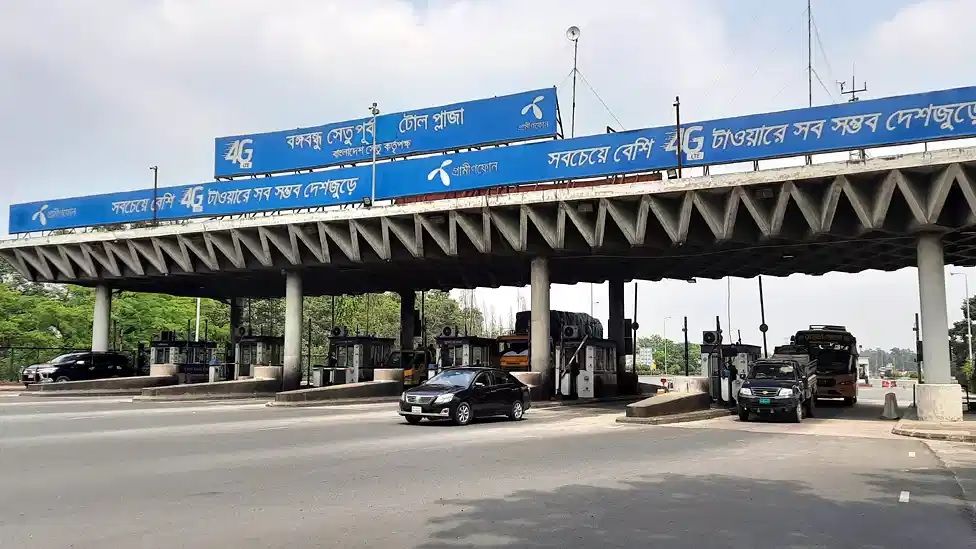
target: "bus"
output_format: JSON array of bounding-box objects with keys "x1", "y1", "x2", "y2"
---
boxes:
[{"x1": 792, "y1": 325, "x2": 859, "y2": 405}]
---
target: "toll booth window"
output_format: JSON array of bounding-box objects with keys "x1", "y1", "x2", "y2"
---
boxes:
[
  {"x1": 240, "y1": 345, "x2": 254, "y2": 366},
  {"x1": 441, "y1": 345, "x2": 463, "y2": 367},
  {"x1": 335, "y1": 346, "x2": 352, "y2": 369},
  {"x1": 471, "y1": 346, "x2": 485, "y2": 366},
  {"x1": 153, "y1": 347, "x2": 171, "y2": 365},
  {"x1": 592, "y1": 348, "x2": 604, "y2": 372}
]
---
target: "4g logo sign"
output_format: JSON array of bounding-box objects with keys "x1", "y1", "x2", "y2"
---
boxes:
[
  {"x1": 224, "y1": 139, "x2": 254, "y2": 170},
  {"x1": 664, "y1": 125, "x2": 705, "y2": 161}
]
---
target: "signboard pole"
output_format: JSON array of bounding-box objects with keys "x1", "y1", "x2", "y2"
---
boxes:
[
  {"x1": 369, "y1": 102, "x2": 380, "y2": 205},
  {"x1": 149, "y1": 165, "x2": 158, "y2": 226}
]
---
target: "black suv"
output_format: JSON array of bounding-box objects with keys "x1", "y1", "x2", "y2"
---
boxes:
[
  {"x1": 21, "y1": 352, "x2": 135, "y2": 386},
  {"x1": 737, "y1": 359, "x2": 816, "y2": 423}
]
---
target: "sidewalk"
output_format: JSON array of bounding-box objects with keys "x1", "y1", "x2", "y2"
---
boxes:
[{"x1": 893, "y1": 410, "x2": 976, "y2": 443}]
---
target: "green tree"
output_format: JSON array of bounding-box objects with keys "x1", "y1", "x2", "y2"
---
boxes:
[{"x1": 636, "y1": 335, "x2": 701, "y2": 374}]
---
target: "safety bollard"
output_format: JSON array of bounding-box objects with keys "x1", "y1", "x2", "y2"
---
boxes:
[{"x1": 881, "y1": 392, "x2": 901, "y2": 420}]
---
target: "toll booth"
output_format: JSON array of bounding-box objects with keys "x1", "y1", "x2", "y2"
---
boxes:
[
  {"x1": 314, "y1": 328, "x2": 394, "y2": 387},
  {"x1": 699, "y1": 343, "x2": 763, "y2": 403},
  {"x1": 431, "y1": 328, "x2": 498, "y2": 379},
  {"x1": 149, "y1": 330, "x2": 220, "y2": 383},
  {"x1": 553, "y1": 326, "x2": 618, "y2": 399},
  {"x1": 235, "y1": 335, "x2": 284, "y2": 379}
]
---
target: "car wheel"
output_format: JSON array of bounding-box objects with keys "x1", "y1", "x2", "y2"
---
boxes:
[
  {"x1": 452, "y1": 401, "x2": 473, "y2": 426},
  {"x1": 55, "y1": 376, "x2": 70, "y2": 383},
  {"x1": 843, "y1": 397, "x2": 855, "y2": 406},
  {"x1": 508, "y1": 400, "x2": 525, "y2": 421},
  {"x1": 738, "y1": 407, "x2": 749, "y2": 422},
  {"x1": 404, "y1": 415, "x2": 423, "y2": 425},
  {"x1": 790, "y1": 404, "x2": 803, "y2": 423}
]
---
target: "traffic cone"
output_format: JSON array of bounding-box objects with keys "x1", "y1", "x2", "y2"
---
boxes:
[{"x1": 881, "y1": 392, "x2": 900, "y2": 420}]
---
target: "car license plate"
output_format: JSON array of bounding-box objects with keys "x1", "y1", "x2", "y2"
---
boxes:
[
  {"x1": 759, "y1": 398, "x2": 771, "y2": 405},
  {"x1": 411, "y1": 406, "x2": 422, "y2": 414}
]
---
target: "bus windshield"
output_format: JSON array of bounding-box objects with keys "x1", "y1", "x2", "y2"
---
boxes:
[{"x1": 814, "y1": 349, "x2": 853, "y2": 375}]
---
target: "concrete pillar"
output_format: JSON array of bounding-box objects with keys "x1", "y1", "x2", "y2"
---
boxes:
[
  {"x1": 399, "y1": 291, "x2": 416, "y2": 350},
  {"x1": 282, "y1": 271, "x2": 304, "y2": 391},
  {"x1": 530, "y1": 258, "x2": 551, "y2": 381},
  {"x1": 229, "y1": 298, "x2": 244, "y2": 367},
  {"x1": 916, "y1": 234, "x2": 964, "y2": 421},
  {"x1": 608, "y1": 279, "x2": 626, "y2": 376},
  {"x1": 92, "y1": 285, "x2": 112, "y2": 352}
]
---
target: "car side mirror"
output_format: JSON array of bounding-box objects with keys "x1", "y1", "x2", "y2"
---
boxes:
[
  {"x1": 474, "y1": 382, "x2": 486, "y2": 389},
  {"x1": 739, "y1": 373, "x2": 746, "y2": 380},
  {"x1": 75, "y1": 360, "x2": 86, "y2": 365}
]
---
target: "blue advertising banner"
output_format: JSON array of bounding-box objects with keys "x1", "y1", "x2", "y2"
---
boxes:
[
  {"x1": 213, "y1": 87, "x2": 559, "y2": 177},
  {"x1": 12, "y1": 85, "x2": 976, "y2": 234}
]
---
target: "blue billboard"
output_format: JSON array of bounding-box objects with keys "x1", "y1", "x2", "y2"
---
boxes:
[
  {"x1": 213, "y1": 87, "x2": 559, "y2": 177},
  {"x1": 11, "y1": 85, "x2": 976, "y2": 234}
]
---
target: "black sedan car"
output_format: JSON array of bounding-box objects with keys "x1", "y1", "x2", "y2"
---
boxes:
[
  {"x1": 21, "y1": 351, "x2": 135, "y2": 386},
  {"x1": 399, "y1": 367, "x2": 531, "y2": 426}
]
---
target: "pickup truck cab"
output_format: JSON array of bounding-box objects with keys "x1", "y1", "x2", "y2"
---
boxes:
[{"x1": 737, "y1": 358, "x2": 816, "y2": 423}]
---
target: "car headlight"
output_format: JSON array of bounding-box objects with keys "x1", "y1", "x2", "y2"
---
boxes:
[
  {"x1": 739, "y1": 388, "x2": 752, "y2": 397},
  {"x1": 400, "y1": 392, "x2": 407, "y2": 402},
  {"x1": 778, "y1": 388, "x2": 794, "y2": 397},
  {"x1": 433, "y1": 393, "x2": 455, "y2": 405}
]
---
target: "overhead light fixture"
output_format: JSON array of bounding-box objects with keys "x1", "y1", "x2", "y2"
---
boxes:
[
  {"x1": 666, "y1": 169, "x2": 678, "y2": 179},
  {"x1": 577, "y1": 202, "x2": 594, "y2": 213},
  {"x1": 361, "y1": 197, "x2": 373, "y2": 208}
]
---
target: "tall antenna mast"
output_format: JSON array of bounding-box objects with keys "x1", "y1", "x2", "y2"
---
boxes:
[{"x1": 807, "y1": 0, "x2": 812, "y2": 108}]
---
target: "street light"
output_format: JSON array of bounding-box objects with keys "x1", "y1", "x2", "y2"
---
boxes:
[
  {"x1": 369, "y1": 102, "x2": 380, "y2": 205},
  {"x1": 951, "y1": 271, "x2": 974, "y2": 368},
  {"x1": 662, "y1": 316, "x2": 672, "y2": 375}
]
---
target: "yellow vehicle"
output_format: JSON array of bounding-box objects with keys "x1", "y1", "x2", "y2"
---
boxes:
[{"x1": 792, "y1": 325, "x2": 859, "y2": 405}]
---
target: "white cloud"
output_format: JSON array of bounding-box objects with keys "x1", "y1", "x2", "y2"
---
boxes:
[{"x1": 1, "y1": 0, "x2": 975, "y2": 350}]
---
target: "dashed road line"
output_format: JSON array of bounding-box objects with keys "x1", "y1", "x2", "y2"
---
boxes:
[{"x1": 899, "y1": 490, "x2": 911, "y2": 503}]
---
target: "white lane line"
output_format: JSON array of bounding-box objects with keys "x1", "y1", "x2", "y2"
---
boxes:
[
  {"x1": 899, "y1": 491, "x2": 910, "y2": 503},
  {"x1": 908, "y1": 451, "x2": 916, "y2": 458}
]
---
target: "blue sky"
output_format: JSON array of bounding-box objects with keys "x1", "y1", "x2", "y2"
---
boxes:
[{"x1": 0, "y1": 0, "x2": 974, "y2": 351}]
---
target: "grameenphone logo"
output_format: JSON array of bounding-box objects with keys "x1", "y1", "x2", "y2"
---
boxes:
[
  {"x1": 521, "y1": 95, "x2": 545, "y2": 120},
  {"x1": 32, "y1": 204, "x2": 49, "y2": 226},
  {"x1": 427, "y1": 159, "x2": 453, "y2": 187}
]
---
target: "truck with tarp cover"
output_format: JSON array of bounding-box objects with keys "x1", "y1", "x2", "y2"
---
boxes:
[{"x1": 498, "y1": 310, "x2": 603, "y2": 370}]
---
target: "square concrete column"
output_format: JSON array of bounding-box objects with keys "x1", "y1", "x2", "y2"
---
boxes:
[
  {"x1": 282, "y1": 272, "x2": 304, "y2": 391},
  {"x1": 92, "y1": 285, "x2": 112, "y2": 352},
  {"x1": 530, "y1": 258, "x2": 551, "y2": 381},
  {"x1": 916, "y1": 234, "x2": 963, "y2": 421},
  {"x1": 608, "y1": 279, "x2": 626, "y2": 376},
  {"x1": 229, "y1": 298, "x2": 244, "y2": 376},
  {"x1": 399, "y1": 291, "x2": 416, "y2": 351}
]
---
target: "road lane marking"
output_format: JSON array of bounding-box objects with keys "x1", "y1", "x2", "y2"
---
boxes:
[
  {"x1": 908, "y1": 451, "x2": 916, "y2": 458},
  {"x1": 899, "y1": 491, "x2": 910, "y2": 503}
]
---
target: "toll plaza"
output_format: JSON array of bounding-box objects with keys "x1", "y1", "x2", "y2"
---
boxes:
[
  {"x1": 235, "y1": 334, "x2": 284, "y2": 380},
  {"x1": 148, "y1": 331, "x2": 220, "y2": 383},
  {"x1": 433, "y1": 330, "x2": 499, "y2": 376},
  {"x1": 2, "y1": 83, "x2": 975, "y2": 420},
  {"x1": 318, "y1": 332, "x2": 394, "y2": 386}
]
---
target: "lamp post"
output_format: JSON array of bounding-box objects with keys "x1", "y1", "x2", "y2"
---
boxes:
[
  {"x1": 662, "y1": 316, "x2": 672, "y2": 375},
  {"x1": 951, "y1": 271, "x2": 974, "y2": 368},
  {"x1": 369, "y1": 102, "x2": 380, "y2": 205}
]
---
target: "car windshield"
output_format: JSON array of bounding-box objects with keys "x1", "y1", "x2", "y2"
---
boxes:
[
  {"x1": 815, "y1": 350, "x2": 853, "y2": 375},
  {"x1": 426, "y1": 369, "x2": 477, "y2": 387},
  {"x1": 750, "y1": 363, "x2": 796, "y2": 380},
  {"x1": 48, "y1": 353, "x2": 84, "y2": 365}
]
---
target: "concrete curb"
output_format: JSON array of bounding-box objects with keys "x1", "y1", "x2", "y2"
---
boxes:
[
  {"x1": 132, "y1": 393, "x2": 276, "y2": 402},
  {"x1": 266, "y1": 394, "x2": 647, "y2": 409},
  {"x1": 21, "y1": 389, "x2": 145, "y2": 397},
  {"x1": 616, "y1": 408, "x2": 734, "y2": 426},
  {"x1": 267, "y1": 396, "x2": 400, "y2": 408},
  {"x1": 891, "y1": 425, "x2": 976, "y2": 443}
]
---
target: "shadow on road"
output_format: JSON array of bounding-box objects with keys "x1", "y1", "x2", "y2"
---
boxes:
[{"x1": 415, "y1": 469, "x2": 974, "y2": 548}]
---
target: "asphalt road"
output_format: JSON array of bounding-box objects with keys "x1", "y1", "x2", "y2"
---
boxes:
[{"x1": 0, "y1": 393, "x2": 972, "y2": 548}]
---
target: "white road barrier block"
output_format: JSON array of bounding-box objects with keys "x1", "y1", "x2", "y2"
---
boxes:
[{"x1": 882, "y1": 392, "x2": 901, "y2": 420}]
